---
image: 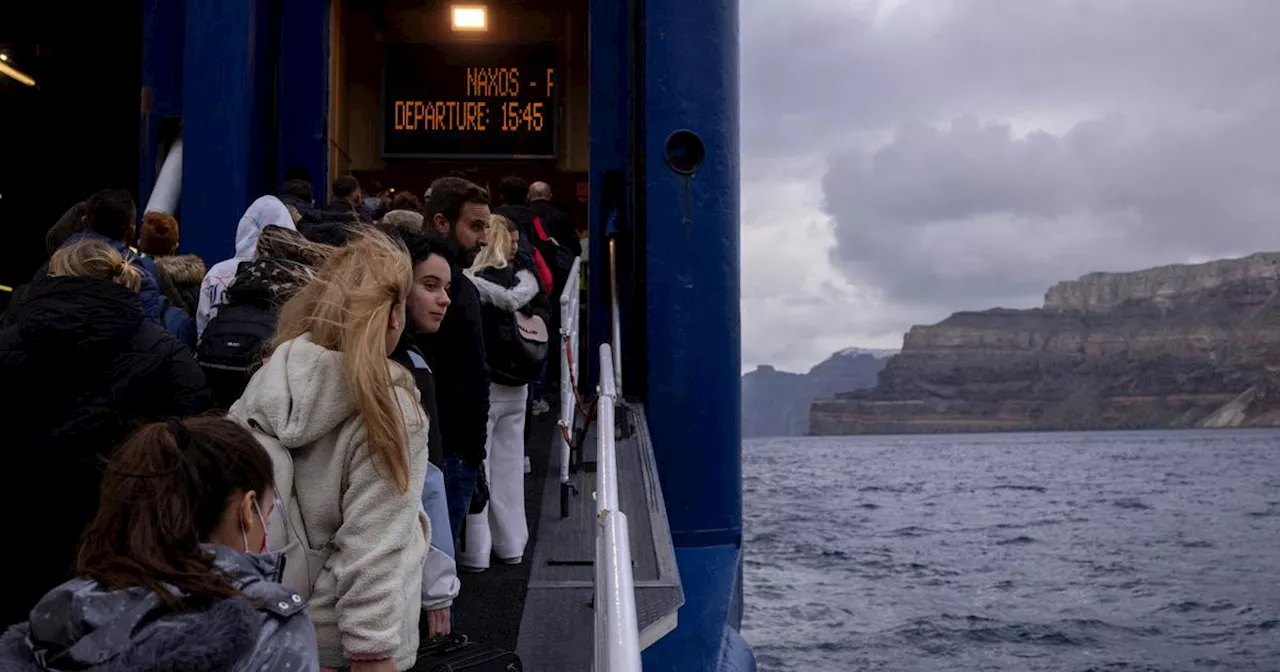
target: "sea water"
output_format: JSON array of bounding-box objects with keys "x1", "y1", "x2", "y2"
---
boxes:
[{"x1": 742, "y1": 430, "x2": 1280, "y2": 671}]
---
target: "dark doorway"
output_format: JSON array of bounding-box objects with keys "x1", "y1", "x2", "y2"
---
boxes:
[{"x1": 0, "y1": 4, "x2": 142, "y2": 291}]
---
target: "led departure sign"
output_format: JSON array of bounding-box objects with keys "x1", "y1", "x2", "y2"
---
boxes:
[{"x1": 383, "y1": 44, "x2": 557, "y2": 158}]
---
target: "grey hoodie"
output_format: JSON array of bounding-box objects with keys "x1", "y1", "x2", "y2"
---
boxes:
[
  {"x1": 0, "y1": 545, "x2": 317, "y2": 672},
  {"x1": 229, "y1": 334, "x2": 430, "y2": 670}
]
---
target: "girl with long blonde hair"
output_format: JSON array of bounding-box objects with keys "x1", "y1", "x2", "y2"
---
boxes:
[
  {"x1": 460, "y1": 214, "x2": 548, "y2": 571},
  {"x1": 229, "y1": 231, "x2": 431, "y2": 672}
]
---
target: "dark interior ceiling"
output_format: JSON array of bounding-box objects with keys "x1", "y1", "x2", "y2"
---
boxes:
[{"x1": 0, "y1": 3, "x2": 142, "y2": 287}]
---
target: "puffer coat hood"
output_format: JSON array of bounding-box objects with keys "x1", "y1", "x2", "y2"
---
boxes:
[
  {"x1": 224, "y1": 258, "x2": 315, "y2": 309},
  {"x1": 153, "y1": 254, "x2": 207, "y2": 288},
  {"x1": 0, "y1": 545, "x2": 318, "y2": 672}
]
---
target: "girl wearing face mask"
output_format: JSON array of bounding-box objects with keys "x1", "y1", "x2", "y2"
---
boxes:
[
  {"x1": 230, "y1": 231, "x2": 430, "y2": 672},
  {"x1": 0, "y1": 417, "x2": 318, "y2": 671}
]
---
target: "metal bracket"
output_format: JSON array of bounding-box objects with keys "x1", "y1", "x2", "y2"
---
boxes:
[{"x1": 559, "y1": 480, "x2": 580, "y2": 518}]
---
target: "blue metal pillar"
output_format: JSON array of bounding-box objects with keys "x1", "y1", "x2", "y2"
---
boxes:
[
  {"x1": 642, "y1": 0, "x2": 741, "y2": 558},
  {"x1": 277, "y1": 0, "x2": 328, "y2": 193},
  {"x1": 139, "y1": 0, "x2": 185, "y2": 214},
  {"x1": 639, "y1": 0, "x2": 752, "y2": 668},
  {"x1": 180, "y1": 0, "x2": 273, "y2": 264},
  {"x1": 587, "y1": 0, "x2": 631, "y2": 391}
]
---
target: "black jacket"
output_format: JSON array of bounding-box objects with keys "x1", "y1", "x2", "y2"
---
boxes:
[
  {"x1": 278, "y1": 192, "x2": 360, "y2": 246},
  {"x1": 0, "y1": 545, "x2": 318, "y2": 672},
  {"x1": 474, "y1": 264, "x2": 551, "y2": 387},
  {"x1": 391, "y1": 334, "x2": 444, "y2": 468},
  {"x1": 0, "y1": 277, "x2": 212, "y2": 626},
  {"x1": 494, "y1": 205, "x2": 541, "y2": 270},
  {"x1": 529, "y1": 200, "x2": 582, "y2": 257},
  {"x1": 416, "y1": 237, "x2": 490, "y2": 466}
]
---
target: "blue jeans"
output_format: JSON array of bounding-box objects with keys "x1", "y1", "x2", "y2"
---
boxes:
[
  {"x1": 443, "y1": 454, "x2": 479, "y2": 546},
  {"x1": 422, "y1": 463, "x2": 454, "y2": 559}
]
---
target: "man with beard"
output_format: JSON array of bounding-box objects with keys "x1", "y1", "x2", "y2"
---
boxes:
[{"x1": 420, "y1": 177, "x2": 492, "y2": 543}]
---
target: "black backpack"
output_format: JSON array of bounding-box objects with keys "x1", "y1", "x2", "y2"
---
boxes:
[
  {"x1": 532, "y1": 216, "x2": 576, "y2": 296},
  {"x1": 197, "y1": 302, "x2": 278, "y2": 409}
]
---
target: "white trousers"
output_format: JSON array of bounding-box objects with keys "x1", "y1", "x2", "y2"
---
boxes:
[{"x1": 460, "y1": 383, "x2": 529, "y2": 568}]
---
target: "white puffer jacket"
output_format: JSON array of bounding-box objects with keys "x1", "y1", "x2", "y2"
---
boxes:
[{"x1": 229, "y1": 334, "x2": 430, "y2": 671}]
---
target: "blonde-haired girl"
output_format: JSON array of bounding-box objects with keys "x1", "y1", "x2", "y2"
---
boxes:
[
  {"x1": 230, "y1": 231, "x2": 430, "y2": 672},
  {"x1": 460, "y1": 214, "x2": 546, "y2": 571},
  {"x1": 49, "y1": 238, "x2": 144, "y2": 290}
]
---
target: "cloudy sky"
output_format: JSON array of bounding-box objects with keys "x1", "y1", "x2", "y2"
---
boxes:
[{"x1": 740, "y1": 0, "x2": 1280, "y2": 372}]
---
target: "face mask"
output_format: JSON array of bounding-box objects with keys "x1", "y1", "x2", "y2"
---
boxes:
[{"x1": 240, "y1": 497, "x2": 270, "y2": 554}]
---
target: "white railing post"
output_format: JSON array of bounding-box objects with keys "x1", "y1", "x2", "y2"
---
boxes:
[
  {"x1": 596, "y1": 346, "x2": 619, "y2": 514},
  {"x1": 608, "y1": 239, "x2": 623, "y2": 397},
  {"x1": 558, "y1": 258, "x2": 582, "y2": 487},
  {"x1": 145, "y1": 137, "x2": 183, "y2": 215},
  {"x1": 593, "y1": 344, "x2": 641, "y2": 672},
  {"x1": 558, "y1": 258, "x2": 582, "y2": 518}
]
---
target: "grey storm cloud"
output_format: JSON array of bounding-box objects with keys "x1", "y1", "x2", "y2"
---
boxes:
[
  {"x1": 742, "y1": 0, "x2": 1280, "y2": 315},
  {"x1": 825, "y1": 110, "x2": 1280, "y2": 308}
]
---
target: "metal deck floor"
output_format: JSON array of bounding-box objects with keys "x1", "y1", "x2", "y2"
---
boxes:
[{"x1": 446, "y1": 401, "x2": 683, "y2": 671}]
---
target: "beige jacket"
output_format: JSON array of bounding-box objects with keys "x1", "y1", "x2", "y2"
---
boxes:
[{"x1": 229, "y1": 334, "x2": 430, "y2": 670}]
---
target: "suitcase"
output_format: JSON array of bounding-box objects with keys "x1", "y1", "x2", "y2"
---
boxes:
[{"x1": 410, "y1": 633, "x2": 523, "y2": 672}]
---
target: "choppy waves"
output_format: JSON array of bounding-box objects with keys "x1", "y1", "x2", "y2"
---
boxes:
[{"x1": 741, "y1": 430, "x2": 1280, "y2": 671}]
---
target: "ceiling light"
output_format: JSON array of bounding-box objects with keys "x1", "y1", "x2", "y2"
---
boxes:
[
  {"x1": 0, "y1": 61, "x2": 36, "y2": 87},
  {"x1": 452, "y1": 6, "x2": 487, "y2": 31},
  {"x1": 0, "y1": 54, "x2": 8, "y2": 62}
]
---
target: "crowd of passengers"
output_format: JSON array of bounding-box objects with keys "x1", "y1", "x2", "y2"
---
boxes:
[{"x1": 0, "y1": 172, "x2": 582, "y2": 671}]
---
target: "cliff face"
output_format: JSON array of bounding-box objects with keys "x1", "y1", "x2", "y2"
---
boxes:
[
  {"x1": 1044, "y1": 252, "x2": 1280, "y2": 313},
  {"x1": 811, "y1": 254, "x2": 1280, "y2": 435},
  {"x1": 743, "y1": 349, "x2": 890, "y2": 438}
]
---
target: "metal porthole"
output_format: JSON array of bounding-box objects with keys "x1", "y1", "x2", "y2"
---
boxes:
[{"x1": 664, "y1": 129, "x2": 706, "y2": 175}]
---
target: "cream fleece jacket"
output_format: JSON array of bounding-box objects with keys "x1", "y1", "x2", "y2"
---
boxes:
[{"x1": 229, "y1": 334, "x2": 430, "y2": 670}]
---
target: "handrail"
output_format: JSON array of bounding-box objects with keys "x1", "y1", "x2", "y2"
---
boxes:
[
  {"x1": 145, "y1": 136, "x2": 183, "y2": 215},
  {"x1": 594, "y1": 344, "x2": 641, "y2": 672},
  {"x1": 559, "y1": 257, "x2": 584, "y2": 517},
  {"x1": 608, "y1": 238, "x2": 623, "y2": 397},
  {"x1": 596, "y1": 345, "x2": 619, "y2": 514}
]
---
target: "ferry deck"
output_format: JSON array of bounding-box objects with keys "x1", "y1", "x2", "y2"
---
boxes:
[{"x1": 0, "y1": 2, "x2": 752, "y2": 669}]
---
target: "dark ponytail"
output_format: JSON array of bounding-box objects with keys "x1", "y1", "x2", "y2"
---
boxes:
[{"x1": 76, "y1": 417, "x2": 275, "y2": 608}]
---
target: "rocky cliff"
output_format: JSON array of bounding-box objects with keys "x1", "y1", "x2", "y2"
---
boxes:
[
  {"x1": 811, "y1": 254, "x2": 1280, "y2": 435},
  {"x1": 743, "y1": 349, "x2": 891, "y2": 438}
]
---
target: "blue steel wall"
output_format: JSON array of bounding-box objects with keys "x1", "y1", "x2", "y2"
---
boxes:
[
  {"x1": 180, "y1": 0, "x2": 272, "y2": 263},
  {"x1": 138, "y1": 0, "x2": 185, "y2": 212},
  {"x1": 642, "y1": 0, "x2": 742, "y2": 552},
  {"x1": 276, "y1": 0, "x2": 328, "y2": 193},
  {"x1": 638, "y1": 0, "x2": 748, "y2": 668},
  {"x1": 142, "y1": 0, "x2": 328, "y2": 264},
  {"x1": 588, "y1": 0, "x2": 632, "y2": 391}
]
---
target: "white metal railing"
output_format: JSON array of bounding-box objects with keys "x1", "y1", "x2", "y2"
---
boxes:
[
  {"x1": 145, "y1": 136, "x2": 183, "y2": 215},
  {"x1": 558, "y1": 257, "x2": 584, "y2": 508},
  {"x1": 593, "y1": 343, "x2": 641, "y2": 672}
]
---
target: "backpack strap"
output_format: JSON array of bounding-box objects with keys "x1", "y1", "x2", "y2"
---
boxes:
[
  {"x1": 532, "y1": 250, "x2": 554, "y2": 294},
  {"x1": 242, "y1": 417, "x2": 333, "y2": 598}
]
